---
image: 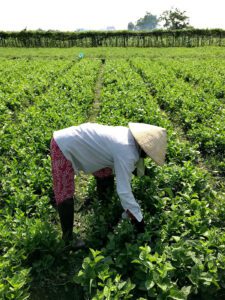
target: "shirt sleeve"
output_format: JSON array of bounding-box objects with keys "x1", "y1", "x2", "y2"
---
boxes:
[{"x1": 114, "y1": 157, "x2": 143, "y2": 222}]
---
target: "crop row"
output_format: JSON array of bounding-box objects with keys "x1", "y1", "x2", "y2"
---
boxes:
[
  {"x1": 168, "y1": 58, "x2": 225, "y2": 100},
  {"x1": 131, "y1": 58, "x2": 225, "y2": 177},
  {"x1": 76, "y1": 59, "x2": 225, "y2": 299},
  {"x1": 0, "y1": 59, "x2": 73, "y2": 125},
  {"x1": 0, "y1": 59, "x2": 100, "y2": 299}
]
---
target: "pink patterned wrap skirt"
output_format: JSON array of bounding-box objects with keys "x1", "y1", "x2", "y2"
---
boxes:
[{"x1": 50, "y1": 138, "x2": 112, "y2": 205}]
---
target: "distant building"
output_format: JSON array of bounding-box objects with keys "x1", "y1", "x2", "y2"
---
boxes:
[
  {"x1": 106, "y1": 26, "x2": 116, "y2": 31},
  {"x1": 76, "y1": 28, "x2": 86, "y2": 32}
]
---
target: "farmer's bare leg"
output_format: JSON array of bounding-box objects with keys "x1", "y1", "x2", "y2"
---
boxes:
[
  {"x1": 95, "y1": 174, "x2": 114, "y2": 199},
  {"x1": 82, "y1": 169, "x2": 114, "y2": 208},
  {"x1": 81, "y1": 175, "x2": 114, "y2": 209},
  {"x1": 57, "y1": 197, "x2": 74, "y2": 243},
  {"x1": 57, "y1": 198, "x2": 85, "y2": 250},
  {"x1": 50, "y1": 138, "x2": 85, "y2": 249}
]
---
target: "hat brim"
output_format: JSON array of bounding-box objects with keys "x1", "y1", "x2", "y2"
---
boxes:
[{"x1": 129, "y1": 122, "x2": 167, "y2": 166}]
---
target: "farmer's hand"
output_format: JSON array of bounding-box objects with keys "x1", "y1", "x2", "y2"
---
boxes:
[
  {"x1": 126, "y1": 210, "x2": 145, "y2": 233},
  {"x1": 133, "y1": 218, "x2": 145, "y2": 233}
]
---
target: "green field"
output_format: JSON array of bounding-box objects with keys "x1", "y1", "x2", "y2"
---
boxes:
[{"x1": 1, "y1": 47, "x2": 225, "y2": 300}]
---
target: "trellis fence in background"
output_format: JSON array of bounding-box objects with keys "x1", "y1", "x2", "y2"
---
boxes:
[{"x1": 0, "y1": 29, "x2": 225, "y2": 47}]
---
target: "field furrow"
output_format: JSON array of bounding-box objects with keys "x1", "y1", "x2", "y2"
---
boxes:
[
  {"x1": 0, "y1": 59, "x2": 101, "y2": 299},
  {"x1": 131, "y1": 58, "x2": 225, "y2": 178}
]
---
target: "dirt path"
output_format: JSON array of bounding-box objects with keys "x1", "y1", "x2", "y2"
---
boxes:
[
  {"x1": 74, "y1": 60, "x2": 105, "y2": 210},
  {"x1": 88, "y1": 61, "x2": 104, "y2": 122}
]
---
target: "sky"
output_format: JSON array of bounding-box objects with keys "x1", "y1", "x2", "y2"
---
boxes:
[{"x1": 1, "y1": 0, "x2": 225, "y2": 31}]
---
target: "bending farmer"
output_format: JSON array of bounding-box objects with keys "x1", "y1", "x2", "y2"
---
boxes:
[{"x1": 50, "y1": 122, "x2": 167, "y2": 246}]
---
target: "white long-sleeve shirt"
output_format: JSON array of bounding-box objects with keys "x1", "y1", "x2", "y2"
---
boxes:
[{"x1": 53, "y1": 123, "x2": 143, "y2": 222}]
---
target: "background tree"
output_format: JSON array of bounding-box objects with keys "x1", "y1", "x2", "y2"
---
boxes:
[
  {"x1": 127, "y1": 22, "x2": 135, "y2": 31},
  {"x1": 135, "y1": 12, "x2": 159, "y2": 30},
  {"x1": 128, "y1": 12, "x2": 159, "y2": 31},
  {"x1": 160, "y1": 8, "x2": 190, "y2": 29}
]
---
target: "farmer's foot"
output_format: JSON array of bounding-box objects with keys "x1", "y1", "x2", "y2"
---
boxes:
[
  {"x1": 76, "y1": 197, "x2": 94, "y2": 212},
  {"x1": 68, "y1": 238, "x2": 86, "y2": 251},
  {"x1": 83, "y1": 197, "x2": 93, "y2": 207},
  {"x1": 63, "y1": 236, "x2": 86, "y2": 251}
]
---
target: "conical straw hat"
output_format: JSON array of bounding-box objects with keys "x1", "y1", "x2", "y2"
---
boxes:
[{"x1": 129, "y1": 122, "x2": 167, "y2": 166}]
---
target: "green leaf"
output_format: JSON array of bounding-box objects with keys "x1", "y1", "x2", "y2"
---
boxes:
[
  {"x1": 188, "y1": 264, "x2": 203, "y2": 286},
  {"x1": 89, "y1": 278, "x2": 94, "y2": 294},
  {"x1": 94, "y1": 255, "x2": 105, "y2": 263},
  {"x1": 90, "y1": 248, "x2": 101, "y2": 258},
  {"x1": 169, "y1": 287, "x2": 187, "y2": 300},
  {"x1": 118, "y1": 281, "x2": 127, "y2": 290},
  {"x1": 171, "y1": 236, "x2": 180, "y2": 242},
  {"x1": 157, "y1": 281, "x2": 169, "y2": 292},
  {"x1": 181, "y1": 286, "x2": 192, "y2": 297},
  {"x1": 132, "y1": 259, "x2": 142, "y2": 265},
  {"x1": 145, "y1": 279, "x2": 155, "y2": 290},
  {"x1": 200, "y1": 272, "x2": 213, "y2": 285},
  {"x1": 103, "y1": 285, "x2": 110, "y2": 297},
  {"x1": 6, "y1": 268, "x2": 30, "y2": 290}
]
